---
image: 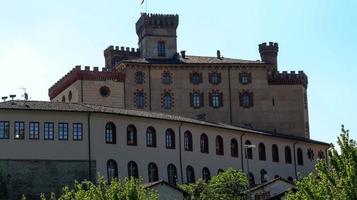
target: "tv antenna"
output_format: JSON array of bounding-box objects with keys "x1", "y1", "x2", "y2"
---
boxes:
[
  {"x1": 1, "y1": 96, "x2": 8, "y2": 101},
  {"x1": 9, "y1": 95, "x2": 16, "y2": 100},
  {"x1": 20, "y1": 87, "x2": 29, "y2": 101}
]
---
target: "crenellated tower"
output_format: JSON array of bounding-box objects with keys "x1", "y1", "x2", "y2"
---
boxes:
[
  {"x1": 135, "y1": 13, "x2": 179, "y2": 59},
  {"x1": 259, "y1": 42, "x2": 279, "y2": 70}
]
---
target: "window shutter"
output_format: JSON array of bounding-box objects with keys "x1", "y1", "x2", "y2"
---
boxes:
[
  {"x1": 250, "y1": 92, "x2": 254, "y2": 107},
  {"x1": 189, "y1": 73, "x2": 193, "y2": 83},
  {"x1": 209, "y1": 92, "x2": 213, "y2": 107},
  {"x1": 189, "y1": 92, "x2": 193, "y2": 107},
  {"x1": 200, "y1": 92, "x2": 204, "y2": 107},
  {"x1": 219, "y1": 92, "x2": 224, "y2": 107},
  {"x1": 239, "y1": 92, "x2": 243, "y2": 107}
]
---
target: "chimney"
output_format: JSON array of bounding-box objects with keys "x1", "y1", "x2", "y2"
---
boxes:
[
  {"x1": 181, "y1": 50, "x2": 186, "y2": 59},
  {"x1": 217, "y1": 50, "x2": 221, "y2": 59}
]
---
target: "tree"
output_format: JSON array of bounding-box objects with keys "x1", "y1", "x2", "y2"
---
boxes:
[
  {"x1": 181, "y1": 168, "x2": 249, "y2": 200},
  {"x1": 288, "y1": 126, "x2": 357, "y2": 200},
  {"x1": 21, "y1": 176, "x2": 158, "y2": 200}
]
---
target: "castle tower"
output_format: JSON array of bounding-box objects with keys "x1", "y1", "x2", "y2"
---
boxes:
[
  {"x1": 259, "y1": 42, "x2": 279, "y2": 69},
  {"x1": 136, "y1": 13, "x2": 179, "y2": 59}
]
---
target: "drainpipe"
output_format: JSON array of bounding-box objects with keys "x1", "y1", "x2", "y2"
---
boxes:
[
  {"x1": 87, "y1": 112, "x2": 92, "y2": 181},
  {"x1": 240, "y1": 133, "x2": 246, "y2": 171},
  {"x1": 178, "y1": 122, "x2": 184, "y2": 184},
  {"x1": 293, "y1": 141, "x2": 298, "y2": 179}
]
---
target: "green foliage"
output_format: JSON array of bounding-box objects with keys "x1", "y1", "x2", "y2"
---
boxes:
[
  {"x1": 288, "y1": 126, "x2": 357, "y2": 200},
  {"x1": 0, "y1": 171, "x2": 8, "y2": 199},
  {"x1": 23, "y1": 176, "x2": 158, "y2": 200},
  {"x1": 180, "y1": 168, "x2": 249, "y2": 200}
]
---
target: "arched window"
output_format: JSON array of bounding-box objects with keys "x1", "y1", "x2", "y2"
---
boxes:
[
  {"x1": 285, "y1": 146, "x2": 292, "y2": 164},
  {"x1": 248, "y1": 173, "x2": 255, "y2": 188},
  {"x1": 163, "y1": 92, "x2": 173, "y2": 109},
  {"x1": 231, "y1": 139, "x2": 238, "y2": 157},
  {"x1": 148, "y1": 162, "x2": 158, "y2": 182},
  {"x1": 135, "y1": 91, "x2": 145, "y2": 109},
  {"x1": 200, "y1": 134, "x2": 209, "y2": 153},
  {"x1": 146, "y1": 127, "x2": 156, "y2": 147},
  {"x1": 105, "y1": 122, "x2": 116, "y2": 144},
  {"x1": 184, "y1": 131, "x2": 193, "y2": 151},
  {"x1": 128, "y1": 161, "x2": 139, "y2": 178},
  {"x1": 127, "y1": 125, "x2": 137, "y2": 146},
  {"x1": 272, "y1": 144, "x2": 279, "y2": 162},
  {"x1": 186, "y1": 166, "x2": 195, "y2": 183},
  {"x1": 297, "y1": 148, "x2": 304, "y2": 165},
  {"x1": 167, "y1": 164, "x2": 177, "y2": 185},
  {"x1": 202, "y1": 167, "x2": 211, "y2": 182},
  {"x1": 165, "y1": 129, "x2": 175, "y2": 149},
  {"x1": 287, "y1": 176, "x2": 294, "y2": 183},
  {"x1": 215, "y1": 136, "x2": 224, "y2": 155},
  {"x1": 107, "y1": 159, "x2": 118, "y2": 183},
  {"x1": 258, "y1": 143, "x2": 266, "y2": 161},
  {"x1": 245, "y1": 140, "x2": 253, "y2": 159},
  {"x1": 260, "y1": 169, "x2": 268, "y2": 183}
]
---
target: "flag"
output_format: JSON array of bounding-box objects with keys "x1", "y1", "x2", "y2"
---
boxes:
[{"x1": 141, "y1": 0, "x2": 144, "y2": 5}]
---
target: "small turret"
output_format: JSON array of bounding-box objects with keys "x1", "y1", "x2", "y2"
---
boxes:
[{"x1": 259, "y1": 42, "x2": 279, "y2": 69}]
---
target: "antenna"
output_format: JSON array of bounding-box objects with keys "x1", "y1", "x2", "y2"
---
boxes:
[
  {"x1": 9, "y1": 95, "x2": 16, "y2": 100},
  {"x1": 1, "y1": 96, "x2": 8, "y2": 101},
  {"x1": 21, "y1": 87, "x2": 29, "y2": 101}
]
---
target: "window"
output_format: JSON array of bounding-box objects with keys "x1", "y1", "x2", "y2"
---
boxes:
[
  {"x1": 190, "y1": 91, "x2": 204, "y2": 109},
  {"x1": 73, "y1": 123, "x2": 83, "y2": 141},
  {"x1": 107, "y1": 159, "x2": 118, "y2": 183},
  {"x1": 29, "y1": 122, "x2": 39, "y2": 140},
  {"x1": 260, "y1": 169, "x2": 268, "y2": 183},
  {"x1": 184, "y1": 131, "x2": 193, "y2": 151},
  {"x1": 239, "y1": 91, "x2": 253, "y2": 108},
  {"x1": 44, "y1": 122, "x2": 54, "y2": 140},
  {"x1": 167, "y1": 164, "x2": 177, "y2": 185},
  {"x1": 287, "y1": 176, "x2": 294, "y2": 183},
  {"x1": 99, "y1": 86, "x2": 111, "y2": 97},
  {"x1": 146, "y1": 127, "x2": 156, "y2": 147},
  {"x1": 272, "y1": 144, "x2": 279, "y2": 162},
  {"x1": 285, "y1": 146, "x2": 292, "y2": 164},
  {"x1": 215, "y1": 136, "x2": 224, "y2": 155},
  {"x1": 128, "y1": 161, "x2": 139, "y2": 178},
  {"x1": 248, "y1": 173, "x2": 255, "y2": 188},
  {"x1": 105, "y1": 122, "x2": 116, "y2": 144},
  {"x1": 165, "y1": 129, "x2": 175, "y2": 149},
  {"x1": 190, "y1": 72, "x2": 202, "y2": 85},
  {"x1": 307, "y1": 148, "x2": 314, "y2": 161},
  {"x1": 135, "y1": 71, "x2": 145, "y2": 84},
  {"x1": 68, "y1": 91, "x2": 72, "y2": 102},
  {"x1": 245, "y1": 140, "x2": 253, "y2": 159},
  {"x1": 297, "y1": 148, "x2": 304, "y2": 165},
  {"x1": 0, "y1": 121, "x2": 10, "y2": 139},
  {"x1": 239, "y1": 72, "x2": 252, "y2": 84},
  {"x1": 157, "y1": 41, "x2": 166, "y2": 57},
  {"x1": 162, "y1": 71, "x2": 172, "y2": 85},
  {"x1": 127, "y1": 125, "x2": 137, "y2": 146},
  {"x1": 61, "y1": 96, "x2": 65, "y2": 102},
  {"x1": 135, "y1": 91, "x2": 145, "y2": 109},
  {"x1": 148, "y1": 162, "x2": 159, "y2": 182},
  {"x1": 186, "y1": 166, "x2": 195, "y2": 183},
  {"x1": 14, "y1": 121, "x2": 25, "y2": 139},
  {"x1": 258, "y1": 143, "x2": 266, "y2": 161},
  {"x1": 112, "y1": 57, "x2": 121, "y2": 67},
  {"x1": 200, "y1": 134, "x2": 209, "y2": 153},
  {"x1": 318, "y1": 150, "x2": 325, "y2": 160},
  {"x1": 209, "y1": 90, "x2": 223, "y2": 108},
  {"x1": 231, "y1": 139, "x2": 238, "y2": 157},
  {"x1": 162, "y1": 91, "x2": 173, "y2": 109},
  {"x1": 202, "y1": 167, "x2": 211, "y2": 182},
  {"x1": 209, "y1": 72, "x2": 221, "y2": 85},
  {"x1": 58, "y1": 123, "x2": 68, "y2": 140}
]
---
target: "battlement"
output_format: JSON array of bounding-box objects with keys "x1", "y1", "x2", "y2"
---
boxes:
[
  {"x1": 268, "y1": 70, "x2": 308, "y2": 88},
  {"x1": 259, "y1": 42, "x2": 279, "y2": 51},
  {"x1": 136, "y1": 12, "x2": 179, "y2": 34},
  {"x1": 104, "y1": 45, "x2": 140, "y2": 55},
  {"x1": 48, "y1": 65, "x2": 125, "y2": 100}
]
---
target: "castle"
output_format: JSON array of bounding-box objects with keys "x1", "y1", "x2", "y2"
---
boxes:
[{"x1": 0, "y1": 13, "x2": 328, "y2": 199}]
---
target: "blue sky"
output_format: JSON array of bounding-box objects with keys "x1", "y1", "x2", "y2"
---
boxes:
[{"x1": 0, "y1": 0, "x2": 356, "y2": 145}]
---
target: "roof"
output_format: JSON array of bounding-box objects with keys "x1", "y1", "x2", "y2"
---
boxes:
[
  {"x1": 0, "y1": 100, "x2": 330, "y2": 146},
  {"x1": 250, "y1": 177, "x2": 294, "y2": 192},
  {"x1": 121, "y1": 55, "x2": 263, "y2": 64},
  {"x1": 143, "y1": 180, "x2": 189, "y2": 195}
]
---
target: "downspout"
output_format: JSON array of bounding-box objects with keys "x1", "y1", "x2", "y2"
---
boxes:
[
  {"x1": 87, "y1": 112, "x2": 92, "y2": 181},
  {"x1": 240, "y1": 133, "x2": 246, "y2": 171},
  {"x1": 228, "y1": 66, "x2": 233, "y2": 125},
  {"x1": 178, "y1": 122, "x2": 184, "y2": 184},
  {"x1": 148, "y1": 65, "x2": 152, "y2": 111},
  {"x1": 293, "y1": 141, "x2": 298, "y2": 179}
]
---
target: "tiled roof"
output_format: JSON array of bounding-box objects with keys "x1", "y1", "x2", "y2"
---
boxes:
[
  {"x1": 0, "y1": 100, "x2": 329, "y2": 146},
  {"x1": 121, "y1": 55, "x2": 262, "y2": 64}
]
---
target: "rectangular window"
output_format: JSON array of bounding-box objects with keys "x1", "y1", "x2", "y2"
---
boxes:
[
  {"x1": 58, "y1": 123, "x2": 68, "y2": 140},
  {"x1": 14, "y1": 121, "x2": 25, "y2": 139},
  {"x1": 29, "y1": 122, "x2": 40, "y2": 140},
  {"x1": 0, "y1": 121, "x2": 10, "y2": 139},
  {"x1": 73, "y1": 123, "x2": 83, "y2": 141},
  {"x1": 157, "y1": 41, "x2": 166, "y2": 57},
  {"x1": 44, "y1": 122, "x2": 54, "y2": 140}
]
